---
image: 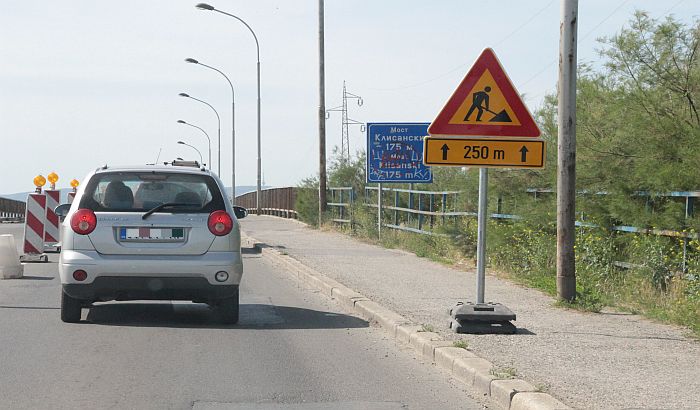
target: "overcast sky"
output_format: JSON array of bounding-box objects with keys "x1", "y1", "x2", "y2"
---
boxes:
[{"x1": 1, "y1": 0, "x2": 696, "y2": 195}]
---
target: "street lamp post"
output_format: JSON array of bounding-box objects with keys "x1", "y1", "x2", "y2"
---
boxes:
[
  {"x1": 177, "y1": 141, "x2": 204, "y2": 165},
  {"x1": 318, "y1": 0, "x2": 327, "y2": 226},
  {"x1": 184, "y1": 58, "x2": 236, "y2": 205},
  {"x1": 176, "y1": 119, "x2": 211, "y2": 170},
  {"x1": 196, "y1": 3, "x2": 261, "y2": 215},
  {"x1": 178, "y1": 92, "x2": 220, "y2": 174}
]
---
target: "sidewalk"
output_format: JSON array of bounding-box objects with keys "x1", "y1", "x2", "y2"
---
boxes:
[{"x1": 240, "y1": 216, "x2": 699, "y2": 410}]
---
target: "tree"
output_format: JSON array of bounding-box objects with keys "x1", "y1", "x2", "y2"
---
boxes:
[{"x1": 537, "y1": 12, "x2": 700, "y2": 229}]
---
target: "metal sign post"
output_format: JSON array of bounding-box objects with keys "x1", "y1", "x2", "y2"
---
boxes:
[
  {"x1": 377, "y1": 183, "x2": 382, "y2": 240},
  {"x1": 448, "y1": 166, "x2": 516, "y2": 334},
  {"x1": 426, "y1": 48, "x2": 544, "y2": 335},
  {"x1": 476, "y1": 168, "x2": 488, "y2": 303}
]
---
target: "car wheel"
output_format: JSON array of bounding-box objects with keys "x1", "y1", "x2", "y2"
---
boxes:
[
  {"x1": 217, "y1": 287, "x2": 239, "y2": 325},
  {"x1": 61, "y1": 291, "x2": 82, "y2": 323}
]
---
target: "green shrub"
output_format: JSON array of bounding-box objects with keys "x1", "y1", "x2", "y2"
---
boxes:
[
  {"x1": 489, "y1": 221, "x2": 557, "y2": 294},
  {"x1": 295, "y1": 179, "x2": 319, "y2": 227}
]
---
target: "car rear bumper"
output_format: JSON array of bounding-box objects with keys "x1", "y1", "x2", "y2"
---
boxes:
[
  {"x1": 63, "y1": 277, "x2": 238, "y2": 302},
  {"x1": 59, "y1": 249, "x2": 243, "y2": 286}
]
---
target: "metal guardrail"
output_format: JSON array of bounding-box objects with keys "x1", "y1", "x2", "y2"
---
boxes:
[
  {"x1": 363, "y1": 185, "x2": 464, "y2": 235},
  {"x1": 233, "y1": 185, "x2": 697, "y2": 269},
  {"x1": 362, "y1": 186, "x2": 526, "y2": 235},
  {"x1": 337, "y1": 186, "x2": 698, "y2": 271},
  {"x1": 528, "y1": 188, "x2": 697, "y2": 219},
  {"x1": 328, "y1": 187, "x2": 354, "y2": 225},
  {"x1": 0, "y1": 197, "x2": 25, "y2": 223}
]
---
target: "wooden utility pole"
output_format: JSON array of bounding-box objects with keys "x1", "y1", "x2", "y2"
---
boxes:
[
  {"x1": 557, "y1": 0, "x2": 578, "y2": 301},
  {"x1": 318, "y1": 0, "x2": 327, "y2": 226}
]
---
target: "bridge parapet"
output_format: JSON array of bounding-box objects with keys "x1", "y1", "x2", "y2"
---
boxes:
[
  {"x1": 235, "y1": 187, "x2": 298, "y2": 219},
  {"x1": 0, "y1": 197, "x2": 25, "y2": 223}
]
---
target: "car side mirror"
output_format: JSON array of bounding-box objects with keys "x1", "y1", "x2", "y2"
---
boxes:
[
  {"x1": 54, "y1": 204, "x2": 71, "y2": 222},
  {"x1": 233, "y1": 206, "x2": 247, "y2": 219},
  {"x1": 55, "y1": 204, "x2": 71, "y2": 218}
]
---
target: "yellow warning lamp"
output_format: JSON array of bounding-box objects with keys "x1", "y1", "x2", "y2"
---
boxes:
[
  {"x1": 47, "y1": 172, "x2": 59, "y2": 190},
  {"x1": 70, "y1": 179, "x2": 80, "y2": 192},
  {"x1": 33, "y1": 175, "x2": 46, "y2": 193}
]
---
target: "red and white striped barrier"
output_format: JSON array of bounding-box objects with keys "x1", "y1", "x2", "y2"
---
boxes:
[
  {"x1": 44, "y1": 189, "x2": 60, "y2": 249},
  {"x1": 67, "y1": 192, "x2": 76, "y2": 204},
  {"x1": 21, "y1": 193, "x2": 48, "y2": 262}
]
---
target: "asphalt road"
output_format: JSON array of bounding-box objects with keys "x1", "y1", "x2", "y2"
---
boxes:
[{"x1": 0, "y1": 224, "x2": 485, "y2": 410}]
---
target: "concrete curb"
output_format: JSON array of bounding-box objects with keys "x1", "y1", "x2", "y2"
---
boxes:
[{"x1": 244, "y1": 234, "x2": 571, "y2": 410}]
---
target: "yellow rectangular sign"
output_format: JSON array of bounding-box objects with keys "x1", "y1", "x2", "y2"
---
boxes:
[{"x1": 423, "y1": 137, "x2": 545, "y2": 168}]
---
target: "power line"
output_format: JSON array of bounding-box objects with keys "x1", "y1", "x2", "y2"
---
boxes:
[
  {"x1": 520, "y1": 0, "x2": 632, "y2": 88},
  {"x1": 369, "y1": 1, "x2": 556, "y2": 92},
  {"x1": 372, "y1": 0, "x2": 635, "y2": 93},
  {"x1": 494, "y1": 0, "x2": 556, "y2": 47},
  {"x1": 367, "y1": 62, "x2": 465, "y2": 92},
  {"x1": 581, "y1": 0, "x2": 631, "y2": 41},
  {"x1": 664, "y1": 0, "x2": 686, "y2": 15}
]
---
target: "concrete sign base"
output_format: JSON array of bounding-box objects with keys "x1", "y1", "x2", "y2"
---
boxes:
[{"x1": 449, "y1": 302, "x2": 517, "y2": 334}]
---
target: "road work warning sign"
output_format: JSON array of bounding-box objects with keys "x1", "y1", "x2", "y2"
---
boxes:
[
  {"x1": 428, "y1": 48, "x2": 540, "y2": 138},
  {"x1": 423, "y1": 137, "x2": 544, "y2": 168}
]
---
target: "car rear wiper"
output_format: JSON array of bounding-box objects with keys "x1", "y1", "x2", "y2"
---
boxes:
[{"x1": 142, "y1": 202, "x2": 198, "y2": 220}]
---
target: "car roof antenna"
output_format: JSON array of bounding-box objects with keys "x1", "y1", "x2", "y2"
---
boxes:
[{"x1": 154, "y1": 148, "x2": 162, "y2": 165}]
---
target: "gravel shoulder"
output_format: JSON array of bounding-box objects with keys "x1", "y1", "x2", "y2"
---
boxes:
[{"x1": 241, "y1": 215, "x2": 700, "y2": 410}]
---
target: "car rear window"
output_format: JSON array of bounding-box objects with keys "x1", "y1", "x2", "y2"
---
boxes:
[{"x1": 79, "y1": 171, "x2": 225, "y2": 213}]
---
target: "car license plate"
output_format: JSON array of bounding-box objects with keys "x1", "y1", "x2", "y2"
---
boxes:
[{"x1": 119, "y1": 227, "x2": 185, "y2": 242}]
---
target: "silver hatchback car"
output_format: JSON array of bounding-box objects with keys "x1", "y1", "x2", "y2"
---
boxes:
[{"x1": 56, "y1": 162, "x2": 246, "y2": 324}]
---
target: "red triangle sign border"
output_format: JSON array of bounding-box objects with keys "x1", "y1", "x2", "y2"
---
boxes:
[{"x1": 428, "y1": 48, "x2": 541, "y2": 138}]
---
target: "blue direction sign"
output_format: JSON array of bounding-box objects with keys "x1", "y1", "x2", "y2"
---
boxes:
[{"x1": 366, "y1": 123, "x2": 432, "y2": 183}]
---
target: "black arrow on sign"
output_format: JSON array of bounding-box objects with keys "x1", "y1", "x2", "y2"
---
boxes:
[
  {"x1": 519, "y1": 146, "x2": 528, "y2": 162},
  {"x1": 441, "y1": 144, "x2": 450, "y2": 160}
]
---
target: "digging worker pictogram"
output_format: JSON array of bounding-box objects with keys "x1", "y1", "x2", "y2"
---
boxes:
[{"x1": 465, "y1": 86, "x2": 491, "y2": 122}]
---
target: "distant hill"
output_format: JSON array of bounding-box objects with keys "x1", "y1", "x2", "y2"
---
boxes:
[
  {"x1": 0, "y1": 189, "x2": 75, "y2": 203},
  {"x1": 1, "y1": 186, "x2": 270, "y2": 203},
  {"x1": 0, "y1": 193, "x2": 25, "y2": 202}
]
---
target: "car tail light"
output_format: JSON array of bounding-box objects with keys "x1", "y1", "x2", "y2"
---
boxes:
[
  {"x1": 70, "y1": 209, "x2": 97, "y2": 235},
  {"x1": 73, "y1": 270, "x2": 87, "y2": 281},
  {"x1": 208, "y1": 210, "x2": 233, "y2": 236}
]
